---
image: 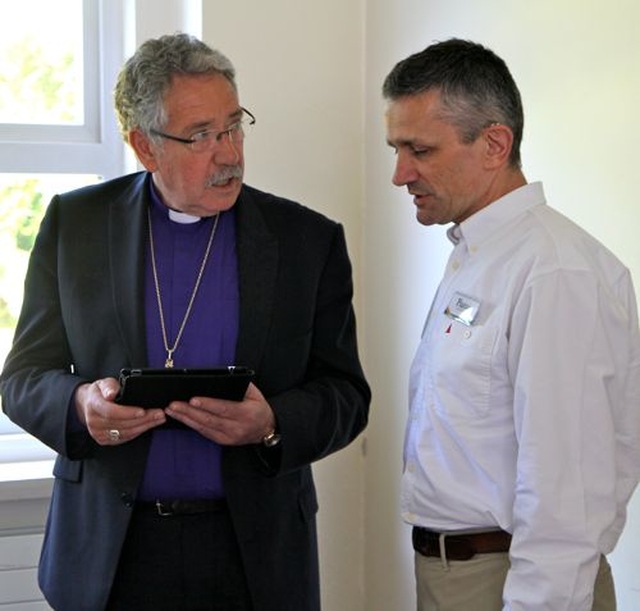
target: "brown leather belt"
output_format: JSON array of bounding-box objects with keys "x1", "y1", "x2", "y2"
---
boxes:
[
  {"x1": 136, "y1": 499, "x2": 228, "y2": 517},
  {"x1": 412, "y1": 526, "x2": 511, "y2": 561}
]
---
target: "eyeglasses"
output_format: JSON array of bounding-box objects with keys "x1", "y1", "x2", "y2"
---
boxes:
[{"x1": 150, "y1": 107, "x2": 256, "y2": 153}]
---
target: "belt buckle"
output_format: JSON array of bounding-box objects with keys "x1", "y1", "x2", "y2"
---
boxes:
[{"x1": 155, "y1": 500, "x2": 174, "y2": 517}]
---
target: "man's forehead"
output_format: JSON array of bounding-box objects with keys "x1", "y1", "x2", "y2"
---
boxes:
[
  {"x1": 385, "y1": 95, "x2": 443, "y2": 142},
  {"x1": 164, "y1": 73, "x2": 241, "y2": 126}
]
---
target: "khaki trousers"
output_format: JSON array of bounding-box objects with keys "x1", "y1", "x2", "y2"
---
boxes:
[{"x1": 415, "y1": 552, "x2": 616, "y2": 611}]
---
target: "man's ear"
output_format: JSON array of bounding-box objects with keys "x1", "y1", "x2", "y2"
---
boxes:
[
  {"x1": 483, "y1": 123, "x2": 514, "y2": 169},
  {"x1": 128, "y1": 129, "x2": 159, "y2": 171}
]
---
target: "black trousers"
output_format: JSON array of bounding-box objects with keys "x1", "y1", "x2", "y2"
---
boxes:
[{"x1": 107, "y1": 503, "x2": 254, "y2": 611}]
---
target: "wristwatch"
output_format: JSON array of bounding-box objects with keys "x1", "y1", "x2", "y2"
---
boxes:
[{"x1": 262, "y1": 428, "x2": 282, "y2": 448}]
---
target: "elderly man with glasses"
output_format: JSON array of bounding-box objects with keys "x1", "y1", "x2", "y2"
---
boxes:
[{"x1": 0, "y1": 33, "x2": 370, "y2": 611}]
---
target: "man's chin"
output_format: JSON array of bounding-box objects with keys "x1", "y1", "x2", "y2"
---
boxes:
[
  {"x1": 416, "y1": 209, "x2": 441, "y2": 227},
  {"x1": 179, "y1": 191, "x2": 240, "y2": 217},
  {"x1": 201, "y1": 182, "x2": 242, "y2": 214}
]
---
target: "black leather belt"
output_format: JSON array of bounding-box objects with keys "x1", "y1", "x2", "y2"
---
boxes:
[
  {"x1": 136, "y1": 499, "x2": 228, "y2": 517},
  {"x1": 412, "y1": 526, "x2": 511, "y2": 561}
]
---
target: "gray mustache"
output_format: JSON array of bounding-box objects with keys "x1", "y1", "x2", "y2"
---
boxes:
[{"x1": 206, "y1": 166, "x2": 243, "y2": 187}]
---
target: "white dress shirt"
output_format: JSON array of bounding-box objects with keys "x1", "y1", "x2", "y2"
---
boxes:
[{"x1": 402, "y1": 182, "x2": 640, "y2": 610}]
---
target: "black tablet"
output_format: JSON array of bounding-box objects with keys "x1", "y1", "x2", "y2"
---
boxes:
[{"x1": 115, "y1": 366, "x2": 255, "y2": 409}]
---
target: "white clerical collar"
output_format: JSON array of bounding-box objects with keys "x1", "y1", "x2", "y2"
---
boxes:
[{"x1": 167, "y1": 208, "x2": 201, "y2": 224}]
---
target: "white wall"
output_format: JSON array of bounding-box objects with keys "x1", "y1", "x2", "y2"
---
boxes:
[{"x1": 364, "y1": 1, "x2": 640, "y2": 610}]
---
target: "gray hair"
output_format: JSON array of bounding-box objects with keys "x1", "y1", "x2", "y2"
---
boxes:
[
  {"x1": 383, "y1": 38, "x2": 524, "y2": 167},
  {"x1": 114, "y1": 33, "x2": 236, "y2": 141}
]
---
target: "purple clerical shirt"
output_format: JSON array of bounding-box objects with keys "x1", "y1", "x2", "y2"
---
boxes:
[{"x1": 136, "y1": 178, "x2": 239, "y2": 500}]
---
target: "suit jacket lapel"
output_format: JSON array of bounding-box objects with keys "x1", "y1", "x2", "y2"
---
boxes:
[
  {"x1": 108, "y1": 173, "x2": 149, "y2": 367},
  {"x1": 234, "y1": 187, "x2": 278, "y2": 368}
]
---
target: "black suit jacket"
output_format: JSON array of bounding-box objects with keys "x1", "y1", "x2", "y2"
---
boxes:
[{"x1": 0, "y1": 172, "x2": 370, "y2": 611}]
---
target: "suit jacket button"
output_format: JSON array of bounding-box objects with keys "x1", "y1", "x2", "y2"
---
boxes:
[{"x1": 121, "y1": 493, "x2": 134, "y2": 507}]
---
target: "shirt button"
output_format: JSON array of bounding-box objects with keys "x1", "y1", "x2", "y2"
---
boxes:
[
  {"x1": 451, "y1": 261, "x2": 460, "y2": 271},
  {"x1": 464, "y1": 330, "x2": 472, "y2": 339}
]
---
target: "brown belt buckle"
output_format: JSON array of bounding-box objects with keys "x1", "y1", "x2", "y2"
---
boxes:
[{"x1": 412, "y1": 528, "x2": 476, "y2": 565}]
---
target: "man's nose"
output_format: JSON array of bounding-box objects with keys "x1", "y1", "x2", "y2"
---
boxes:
[
  {"x1": 213, "y1": 133, "x2": 241, "y2": 165},
  {"x1": 392, "y1": 151, "x2": 417, "y2": 186}
]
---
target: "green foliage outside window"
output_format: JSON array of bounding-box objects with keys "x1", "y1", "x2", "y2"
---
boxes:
[
  {"x1": 0, "y1": 179, "x2": 46, "y2": 327},
  {"x1": 0, "y1": 34, "x2": 79, "y2": 124}
]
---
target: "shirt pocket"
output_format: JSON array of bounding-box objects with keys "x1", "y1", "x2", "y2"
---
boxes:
[{"x1": 430, "y1": 319, "x2": 499, "y2": 420}]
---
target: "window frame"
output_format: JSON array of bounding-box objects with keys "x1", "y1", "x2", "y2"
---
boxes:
[
  {"x1": 0, "y1": 0, "x2": 128, "y2": 481},
  {"x1": 0, "y1": 0, "x2": 127, "y2": 179}
]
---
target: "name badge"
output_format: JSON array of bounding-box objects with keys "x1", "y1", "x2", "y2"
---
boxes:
[{"x1": 444, "y1": 292, "x2": 480, "y2": 326}]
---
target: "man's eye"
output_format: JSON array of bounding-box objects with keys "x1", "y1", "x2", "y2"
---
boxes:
[
  {"x1": 191, "y1": 131, "x2": 212, "y2": 143},
  {"x1": 411, "y1": 147, "x2": 431, "y2": 157},
  {"x1": 226, "y1": 122, "x2": 242, "y2": 136}
]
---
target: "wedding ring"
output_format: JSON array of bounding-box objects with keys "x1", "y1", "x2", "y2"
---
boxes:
[{"x1": 108, "y1": 429, "x2": 121, "y2": 443}]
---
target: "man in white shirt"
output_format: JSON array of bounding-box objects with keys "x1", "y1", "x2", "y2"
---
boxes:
[{"x1": 383, "y1": 38, "x2": 640, "y2": 611}]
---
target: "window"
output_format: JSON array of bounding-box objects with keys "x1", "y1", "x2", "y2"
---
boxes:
[
  {"x1": 0, "y1": 0, "x2": 126, "y2": 176},
  {"x1": 0, "y1": 8, "x2": 84, "y2": 126},
  {"x1": 0, "y1": 0, "x2": 127, "y2": 480}
]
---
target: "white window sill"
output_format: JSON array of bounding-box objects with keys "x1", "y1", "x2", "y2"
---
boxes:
[
  {"x1": 0, "y1": 433, "x2": 55, "y2": 499},
  {"x1": 0, "y1": 460, "x2": 55, "y2": 483},
  {"x1": 0, "y1": 433, "x2": 56, "y2": 464},
  {"x1": 0, "y1": 471, "x2": 53, "y2": 502}
]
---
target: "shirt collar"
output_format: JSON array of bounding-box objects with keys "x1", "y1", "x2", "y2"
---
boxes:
[
  {"x1": 447, "y1": 224, "x2": 463, "y2": 244},
  {"x1": 448, "y1": 182, "x2": 546, "y2": 248}
]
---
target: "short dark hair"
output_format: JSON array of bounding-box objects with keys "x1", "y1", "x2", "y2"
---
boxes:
[{"x1": 383, "y1": 38, "x2": 524, "y2": 167}]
